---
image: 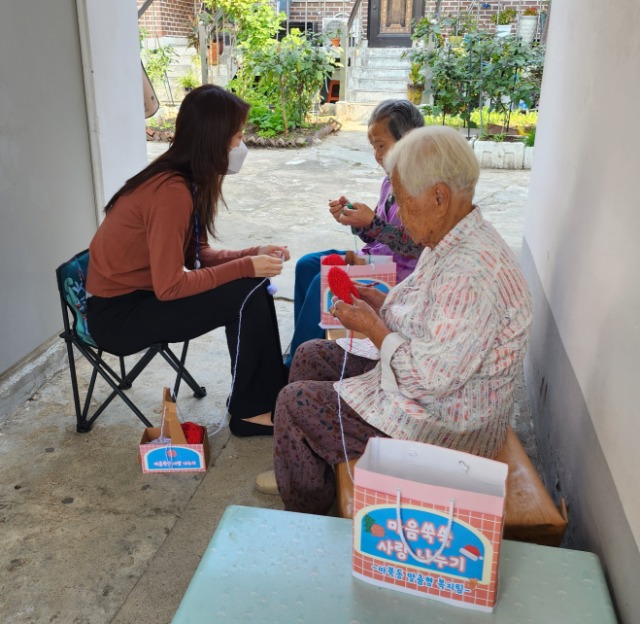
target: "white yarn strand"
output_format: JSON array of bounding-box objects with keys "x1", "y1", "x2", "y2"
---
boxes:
[
  {"x1": 158, "y1": 404, "x2": 175, "y2": 468},
  {"x1": 166, "y1": 277, "x2": 270, "y2": 439},
  {"x1": 176, "y1": 399, "x2": 226, "y2": 438},
  {"x1": 335, "y1": 345, "x2": 354, "y2": 482},
  {"x1": 227, "y1": 277, "x2": 270, "y2": 420},
  {"x1": 395, "y1": 491, "x2": 455, "y2": 565}
]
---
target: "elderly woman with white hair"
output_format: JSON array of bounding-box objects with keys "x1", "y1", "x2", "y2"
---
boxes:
[{"x1": 259, "y1": 126, "x2": 532, "y2": 514}]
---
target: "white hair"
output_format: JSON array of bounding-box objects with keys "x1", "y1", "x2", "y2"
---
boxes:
[{"x1": 384, "y1": 126, "x2": 480, "y2": 199}]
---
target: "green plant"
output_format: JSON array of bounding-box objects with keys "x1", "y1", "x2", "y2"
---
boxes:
[
  {"x1": 429, "y1": 45, "x2": 471, "y2": 122},
  {"x1": 523, "y1": 126, "x2": 536, "y2": 146},
  {"x1": 485, "y1": 37, "x2": 545, "y2": 130},
  {"x1": 139, "y1": 27, "x2": 149, "y2": 48},
  {"x1": 205, "y1": 0, "x2": 283, "y2": 49},
  {"x1": 411, "y1": 16, "x2": 445, "y2": 50},
  {"x1": 179, "y1": 71, "x2": 199, "y2": 91},
  {"x1": 408, "y1": 62, "x2": 426, "y2": 87},
  {"x1": 231, "y1": 29, "x2": 336, "y2": 136},
  {"x1": 402, "y1": 16, "x2": 445, "y2": 77},
  {"x1": 140, "y1": 33, "x2": 176, "y2": 86},
  {"x1": 496, "y1": 8, "x2": 516, "y2": 25},
  {"x1": 470, "y1": 107, "x2": 537, "y2": 130},
  {"x1": 185, "y1": 12, "x2": 214, "y2": 53},
  {"x1": 441, "y1": 12, "x2": 478, "y2": 36},
  {"x1": 523, "y1": 7, "x2": 538, "y2": 16},
  {"x1": 147, "y1": 114, "x2": 177, "y2": 131}
]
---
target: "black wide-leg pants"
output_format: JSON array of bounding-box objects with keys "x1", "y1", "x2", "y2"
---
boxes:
[{"x1": 87, "y1": 279, "x2": 287, "y2": 422}]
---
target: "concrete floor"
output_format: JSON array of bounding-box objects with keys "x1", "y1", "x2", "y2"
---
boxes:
[{"x1": 0, "y1": 121, "x2": 532, "y2": 624}]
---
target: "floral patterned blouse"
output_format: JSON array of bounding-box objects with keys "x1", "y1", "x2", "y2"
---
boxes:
[{"x1": 338, "y1": 208, "x2": 533, "y2": 458}]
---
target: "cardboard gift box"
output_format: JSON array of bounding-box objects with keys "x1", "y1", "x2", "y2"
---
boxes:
[
  {"x1": 138, "y1": 388, "x2": 210, "y2": 474},
  {"x1": 320, "y1": 255, "x2": 396, "y2": 329}
]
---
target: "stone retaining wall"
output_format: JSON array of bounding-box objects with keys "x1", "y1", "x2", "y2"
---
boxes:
[{"x1": 471, "y1": 138, "x2": 534, "y2": 170}]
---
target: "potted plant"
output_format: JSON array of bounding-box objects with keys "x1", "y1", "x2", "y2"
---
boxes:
[
  {"x1": 406, "y1": 62, "x2": 426, "y2": 105},
  {"x1": 179, "y1": 71, "x2": 199, "y2": 94},
  {"x1": 442, "y1": 12, "x2": 478, "y2": 46},
  {"x1": 327, "y1": 28, "x2": 343, "y2": 47},
  {"x1": 518, "y1": 7, "x2": 538, "y2": 43},
  {"x1": 495, "y1": 8, "x2": 516, "y2": 37}
]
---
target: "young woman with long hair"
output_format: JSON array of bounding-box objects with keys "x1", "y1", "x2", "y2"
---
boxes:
[{"x1": 87, "y1": 85, "x2": 288, "y2": 437}]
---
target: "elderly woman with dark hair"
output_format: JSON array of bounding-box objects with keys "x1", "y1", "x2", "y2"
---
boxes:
[
  {"x1": 284, "y1": 99, "x2": 425, "y2": 368},
  {"x1": 258, "y1": 126, "x2": 532, "y2": 513}
]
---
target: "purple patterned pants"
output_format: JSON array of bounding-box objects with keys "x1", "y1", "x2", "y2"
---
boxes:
[{"x1": 273, "y1": 339, "x2": 388, "y2": 515}]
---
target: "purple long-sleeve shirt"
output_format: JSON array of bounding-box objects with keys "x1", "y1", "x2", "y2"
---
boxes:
[{"x1": 353, "y1": 176, "x2": 424, "y2": 282}]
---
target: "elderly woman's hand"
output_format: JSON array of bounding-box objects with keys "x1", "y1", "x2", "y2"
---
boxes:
[
  {"x1": 355, "y1": 284, "x2": 387, "y2": 315},
  {"x1": 337, "y1": 201, "x2": 375, "y2": 228},
  {"x1": 328, "y1": 196, "x2": 349, "y2": 223},
  {"x1": 330, "y1": 298, "x2": 391, "y2": 349},
  {"x1": 328, "y1": 198, "x2": 375, "y2": 228}
]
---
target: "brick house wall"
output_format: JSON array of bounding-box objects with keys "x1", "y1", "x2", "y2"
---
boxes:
[
  {"x1": 288, "y1": 1, "x2": 357, "y2": 31},
  {"x1": 137, "y1": 0, "x2": 195, "y2": 38},
  {"x1": 285, "y1": 1, "x2": 544, "y2": 40},
  {"x1": 425, "y1": 1, "x2": 544, "y2": 33},
  {"x1": 137, "y1": 0, "x2": 545, "y2": 41},
  {"x1": 287, "y1": 1, "x2": 370, "y2": 39}
]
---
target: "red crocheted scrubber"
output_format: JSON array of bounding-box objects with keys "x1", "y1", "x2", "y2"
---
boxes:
[
  {"x1": 321, "y1": 254, "x2": 347, "y2": 266},
  {"x1": 327, "y1": 266, "x2": 361, "y2": 305},
  {"x1": 181, "y1": 421, "x2": 206, "y2": 444}
]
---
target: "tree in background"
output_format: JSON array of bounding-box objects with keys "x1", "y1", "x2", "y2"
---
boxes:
[
  {"x1": 205, "y1": 1, "x2": 336, "y2": 137},
  {"x1": 232, "y1": 30, "x2": 336, "y2": 136}
]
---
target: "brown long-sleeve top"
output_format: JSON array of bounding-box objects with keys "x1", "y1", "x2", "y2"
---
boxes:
[{"x1": 87, "y1": 173, "x2": 259, "y2": 301}]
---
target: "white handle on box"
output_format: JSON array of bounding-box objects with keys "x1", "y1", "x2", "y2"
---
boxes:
[
  {"x1": 395, "y1": 489, "x2": 455, "y2": 564},
  {"x1": 158, "y1": 404, "x2": 175, "y2": 466}
]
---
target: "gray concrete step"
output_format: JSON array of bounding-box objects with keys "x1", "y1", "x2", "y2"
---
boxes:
[
  {"x1": 348, "y1": 45, "x2": 410, "y2": 101},
  {"x1": 351, "y1": 67, "x2": 410, "y2": 81},
  {"x1": 350, "y1": 77, "x2": 409, "y2": 91},
  {"x1": 349, "y1": 88, "x2": 409, "y2": 102},
  {"x1": 357, "y1": 56, "x2": 410, "y2": 69}
]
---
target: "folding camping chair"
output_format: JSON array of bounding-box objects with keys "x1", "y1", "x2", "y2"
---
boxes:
[{"x1": 56, "y1": 249, "x2": 206, "y2": 433}]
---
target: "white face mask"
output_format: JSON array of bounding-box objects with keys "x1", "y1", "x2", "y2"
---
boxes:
[{"x1": 227, "y1": 141, "x2": 248, "y2": 174}]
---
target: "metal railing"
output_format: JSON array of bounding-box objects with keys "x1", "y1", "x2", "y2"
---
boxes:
[{"x1": 339, "y1": 0, "x2": 365, "y2": 101}]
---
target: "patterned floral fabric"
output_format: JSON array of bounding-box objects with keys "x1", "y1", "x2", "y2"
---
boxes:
[
  {"x1": 273, "y1": 339, "x2": 384, "y2": 514},
  {"x1": 338, "y1": 208, "x2": 533, "y2": 459}
]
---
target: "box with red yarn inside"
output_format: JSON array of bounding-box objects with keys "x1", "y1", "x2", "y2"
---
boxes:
[{"x1": 138, "y1": 387, "x2": 210, "y2": 474}]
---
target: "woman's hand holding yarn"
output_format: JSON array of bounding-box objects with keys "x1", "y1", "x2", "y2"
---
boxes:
[
  {"x1": 328, "y1": 196, "x2": 350, "y2": 222},
  {"x1": 337, "y1": 202, "x2": 375, "y2": 228},
  {"x1": 251, "y1": 254, "x2": 283, "y2": 278},
  {"x1": 258, "y1": 245, "x2": 290, "y2": 261}
]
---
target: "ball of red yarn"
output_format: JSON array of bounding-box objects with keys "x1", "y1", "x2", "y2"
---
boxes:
[
  {"x1": 321, "y1": 254, "x2": 347, "y2": 266},
  {"x1": 181, "y1": 421, "x2": 206, "y2": 444},
  {"x1": 327, "y1": 266, "x2": 361, "y2": 305}
]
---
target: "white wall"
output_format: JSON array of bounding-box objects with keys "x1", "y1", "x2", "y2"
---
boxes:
[
  {"x1": 0, "y1": 0, "x2": 146, "y2": 395},
  {"x1": 79, "y1": 0, "x2": 148, "y2": 209},
  {"x1": 523, "y1": 1, "x2": 640, "y2": 620}
]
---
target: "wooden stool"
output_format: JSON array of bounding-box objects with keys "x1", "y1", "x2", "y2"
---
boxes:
[
  {"x1": 327, "y1": 80, "x2": 340, "y2": 103},
  {"x1": 335, "y1": 426, "x2": 568, "y2": 547},
  {"x1": 325, "y1": 328, "x2": 366, "y2": 340}
]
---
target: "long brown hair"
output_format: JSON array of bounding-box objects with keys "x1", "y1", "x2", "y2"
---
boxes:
[{"x1": 105, "y1": 85, "x2": 250, "y2": 238}]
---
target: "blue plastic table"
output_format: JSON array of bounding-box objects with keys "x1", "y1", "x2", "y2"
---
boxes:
[{"x1": 172, "y1": 505, "x2": 617, "y2": 624}]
